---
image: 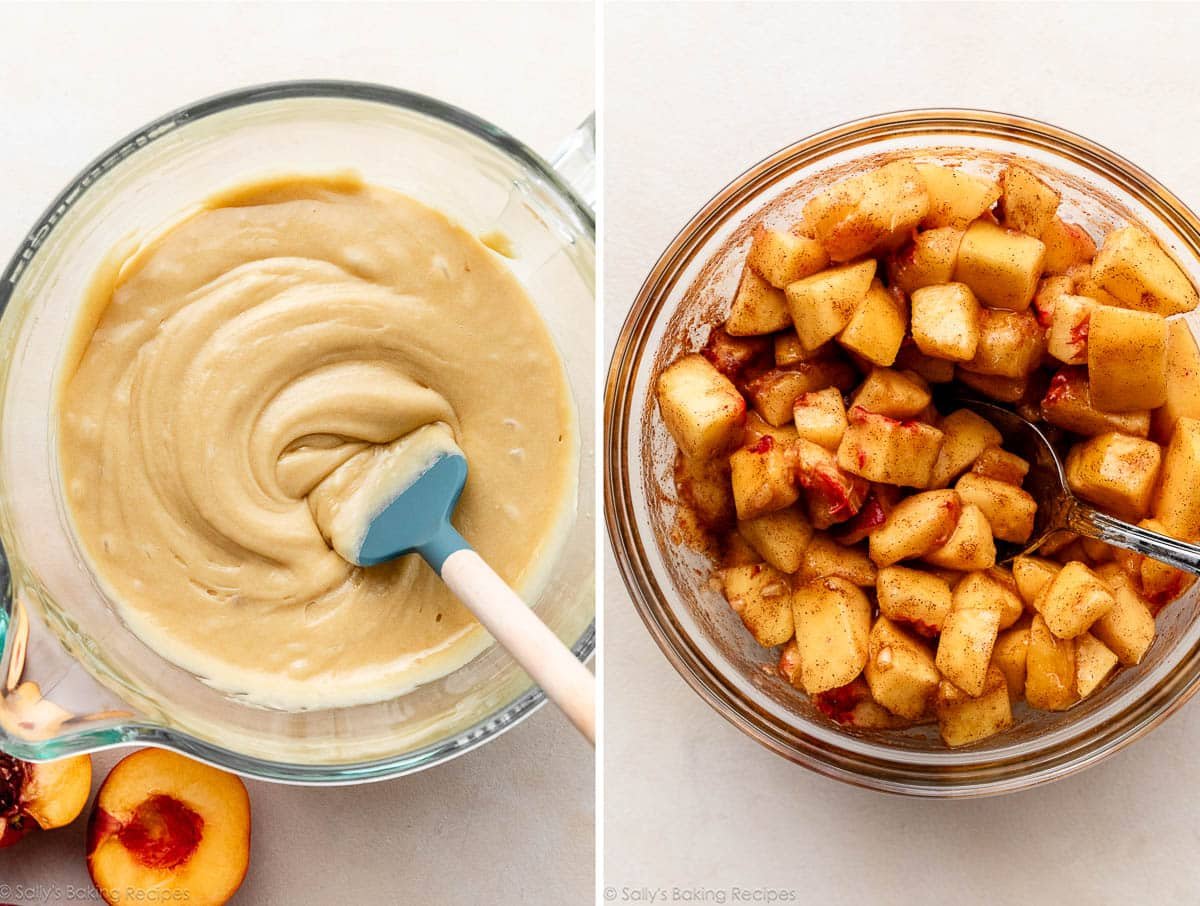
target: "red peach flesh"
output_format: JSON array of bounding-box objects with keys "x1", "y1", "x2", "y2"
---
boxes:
[{"x1": 113, "y1": 795, "x2": 205, "y2": 870}]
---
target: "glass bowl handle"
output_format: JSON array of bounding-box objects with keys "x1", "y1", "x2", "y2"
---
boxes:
[
  {"x1": 550, "y1": 113, "x2": 596, "y2": 214},
  {"x1": 0, "y1": 547, "x2": 137, "y2": 761}
]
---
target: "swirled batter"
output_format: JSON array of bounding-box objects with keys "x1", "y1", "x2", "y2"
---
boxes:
[{"x1": 56, "y1": 175, "x2": 576, "y2": 709}]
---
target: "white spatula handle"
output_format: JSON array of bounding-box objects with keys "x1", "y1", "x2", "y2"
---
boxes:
[{"x1": 440, "y1": 549, "x2": 595, "y2": 745}]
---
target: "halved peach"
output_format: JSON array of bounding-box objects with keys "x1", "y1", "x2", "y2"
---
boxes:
[
  {"x1": 0, "y1": 751, "x2": 91, "y2": 848},
  {"x1": 87, "y1": 749, "x2": 250, "y2": 906}
]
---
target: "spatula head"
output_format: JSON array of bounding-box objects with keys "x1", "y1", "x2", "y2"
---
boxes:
[
  {"x1": 355, "y1": 450, "x2": 468, "y2": 567},
  {"x1": 311, "y1": 422, "x2": 469, "y2": 567}
]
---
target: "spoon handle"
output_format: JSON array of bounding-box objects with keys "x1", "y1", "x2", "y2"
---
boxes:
[
  {"x1": 1067, "y1": 503, "x2": 1200, "y2": 576},
  {"x1": 440, "y1": 547, "x2": 596, "y2": 745}
]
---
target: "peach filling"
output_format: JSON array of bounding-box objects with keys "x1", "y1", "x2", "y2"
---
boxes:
[{"x1": 655, "y1": 155, "x2": 1200, "y2": 747}]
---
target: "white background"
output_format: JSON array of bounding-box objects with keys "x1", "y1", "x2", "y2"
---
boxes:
[
  {"x1": 0, "y1": 3, "x2": 593, "y2": 904},
  {"x1": 604, "y1": 3, "x2": 1200, "y2": 904}
]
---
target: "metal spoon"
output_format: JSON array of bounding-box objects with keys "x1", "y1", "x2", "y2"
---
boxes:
[{"x1": 950, "y1": 396, "x2": 1200, "y2": 573}]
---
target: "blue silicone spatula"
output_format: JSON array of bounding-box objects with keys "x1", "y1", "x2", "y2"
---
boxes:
[{"x1": 315, "y1": 424, "x2": 595, "y2": 745}]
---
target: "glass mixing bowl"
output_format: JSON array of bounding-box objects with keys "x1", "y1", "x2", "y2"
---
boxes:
[
  {"x1": 606, "y1": 109, "x2": 1200, "y2": 797},
  {"x1": 0, "y1": 81, "x2": 594, "y2": 783}
]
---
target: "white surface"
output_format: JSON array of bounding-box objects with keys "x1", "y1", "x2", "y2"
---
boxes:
[
  {"x1": 0, "y1": 3, "x2": 593, "y2": 904},
  {"x1": 604, "y1": 3, "x2": 1200, "y2": 904}
]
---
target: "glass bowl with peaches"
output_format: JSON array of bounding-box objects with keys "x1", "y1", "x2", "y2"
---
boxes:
[{"x1": 605, "y1": 110, "x2": 1200, "y2": 796}]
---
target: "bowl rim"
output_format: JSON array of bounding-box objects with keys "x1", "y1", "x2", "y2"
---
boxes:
[
  {"x1": 0, "y1": 79, "x2": 595, "y2": 784},
  {"x1": 605, "y1": 107, "x2": 1200, "y2": 798}
]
